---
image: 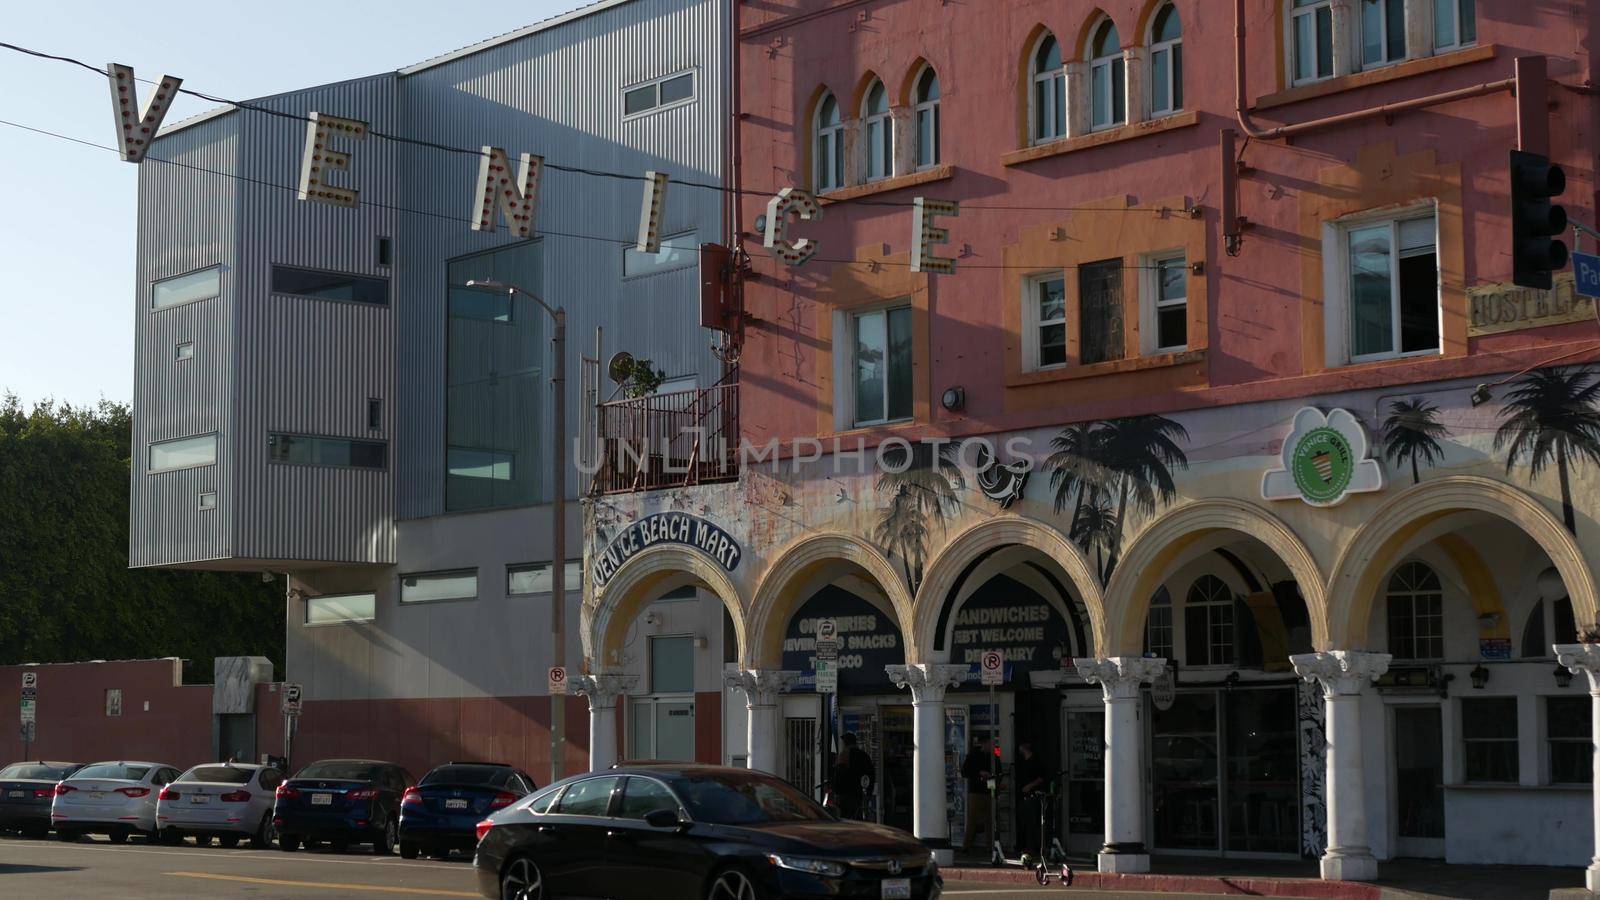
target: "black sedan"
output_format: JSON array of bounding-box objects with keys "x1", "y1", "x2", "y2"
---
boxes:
[
  {"x1": 473, "y1": 763, "x2": 939, "y2": 900},
  {"x1": 0, "y1": 761, "x2": 81, "y2": 837}
]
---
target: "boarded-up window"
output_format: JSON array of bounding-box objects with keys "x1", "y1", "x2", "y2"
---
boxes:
[{"x1": 1078, "y1": 259, "x2": 1124, "y2": 365}]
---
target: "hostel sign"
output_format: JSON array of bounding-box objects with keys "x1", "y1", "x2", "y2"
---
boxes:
[{"x1": 592, "y1": 513, "x2": 741, "y2": 589}]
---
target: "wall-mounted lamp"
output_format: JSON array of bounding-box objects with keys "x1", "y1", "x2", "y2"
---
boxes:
[
  {"x1": 643, "y1": 611, "x2": 662, "y2": 627},
  {"x1": 1470, "y1": 384, "x2": 1494, "y2": 407},
  {"x1": 1555, "y1": 664, "x2": 1575, "y2": 689},
  {"x1": 1476, "y1": 611, "x2": 1502, "y2": 629},
  {"x1": 940, "y1": 387, "x2": 965, "y2": 412},
  {"x1": 1470, "y1": 664, "x2": 1491, "y2": 689}
]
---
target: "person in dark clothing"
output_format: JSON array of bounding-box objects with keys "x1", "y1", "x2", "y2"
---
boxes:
[
  {"x1": 831, "y1": 733, "x2": 875, "y2": 820},
  {"x1": 960, "y1": 737, "x2": 995, "y2": 851},
  {"x1": 1014, "y1": 740, "x2": 1048, "y2": 859}
]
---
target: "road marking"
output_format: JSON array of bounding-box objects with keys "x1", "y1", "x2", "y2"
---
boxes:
[
  {"x1": 167, "y1": 871, "x2": 477, "y2": 896},
  {"x1": 0, "y1": 840, "x2": 461, "y2": 871}
]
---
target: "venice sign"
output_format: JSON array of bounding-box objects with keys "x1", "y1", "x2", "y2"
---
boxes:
[
  {"x1": 1262, "y1": 407, "x2": 1384, "y2": 507},
  {"x1": 591, "y1": 513, "x2": 741, "y2": 589}
]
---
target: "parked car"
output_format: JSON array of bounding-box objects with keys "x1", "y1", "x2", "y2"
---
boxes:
[
  {"x1": 274, "y1": 759, "x2": 413, "y2": 854},
  {"x1": 473, "y1": 763, "x2": 941, "y2": 900},
  {"x1": 399, "y1": 762, "x2": 534, "y2": 859},
  {"x1": 50, "y1": 761, "x2": 181, "y2": 842},
  {"x1": 156, "y1": 762, "x2": 283, "y2": 848},
  {"x1": 0, "y1": 761, "x2": 82, "y2": 837}
]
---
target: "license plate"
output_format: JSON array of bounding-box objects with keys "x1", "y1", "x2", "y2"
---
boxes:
[
  {"x1": 311, "y1": 793, "x2": 333, "y2": 806},
  {"x1": 444, "y1": 798, "x2": 468, "y2": 810},
  {"x1": 90, "y1": 792, "x2": 105, "y2": 801},
  {"x1": 881, "y1": 878, "x2": 911, "y2": 899},
  {"x1": 189, "y1": 795, "x2": 210, "y2": 804},
  {"x1": 6, "y1": 790, "x2": 23, "y2": 798}
]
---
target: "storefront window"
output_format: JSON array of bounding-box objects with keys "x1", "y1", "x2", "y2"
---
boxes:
[
  {"x1": 1548, "y1": 696, "x2": 1592, "y2": 785},
  {"x1": 1184, "y1": 575, "x2": 1235, "y2": 666},
  {"x1": 1386, "y1": 561, "x2": 1443, "y2": 660},
  {"x1": 1145, "y1": 589, "x2": 1173, "y2": 659},
  {"x1": 1151, "y1": 691, "x2": 1220, "y2": 850},
  {"x1": 1461, "y1": 697, "x2": 1519, "y2": 783}
]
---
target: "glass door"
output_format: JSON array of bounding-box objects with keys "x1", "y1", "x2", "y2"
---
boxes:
[
  {"x1": 879, "y1": 705, "x2": 915, "y2": 832},
  {"x1": 1063, "y1": 708, "x2": 1105, "y2": 853},
  {"x1": 1151, "y1": 691, "x2": 1220, "y2": 851},
  {"x1": 1392, "y1": 705, "x2": 1445, "y2": 857},
  {"x1": 1223, "y1": 688, "x2": 1298, "y2": 853}
]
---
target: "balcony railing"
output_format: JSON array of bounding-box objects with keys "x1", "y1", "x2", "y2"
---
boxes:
[{"x1": 594, "y1": 383, "x2": 740, "y2": 494}]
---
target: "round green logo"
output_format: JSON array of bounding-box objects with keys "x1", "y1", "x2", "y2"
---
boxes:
[{"x1": 1291, "y1": 426, "x2": 1355, "y2": 505}]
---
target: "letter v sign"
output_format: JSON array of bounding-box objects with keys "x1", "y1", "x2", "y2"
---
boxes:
[{"x1": 107, "y1": 64, "x2": 182, "y2": 163}]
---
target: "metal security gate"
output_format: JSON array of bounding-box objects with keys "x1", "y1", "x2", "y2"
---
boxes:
[{"x1": 785, "y1": 717, "x2": 819, "y2": 797}]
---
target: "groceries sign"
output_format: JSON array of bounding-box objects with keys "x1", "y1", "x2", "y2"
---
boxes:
[{"x1": 592, "y1": 513, "x2": 741, "y2": 589}]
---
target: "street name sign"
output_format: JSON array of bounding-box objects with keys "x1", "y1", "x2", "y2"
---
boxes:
[{"x1": 1575, "y1": 251, "x2": 1600, "y2": 299}]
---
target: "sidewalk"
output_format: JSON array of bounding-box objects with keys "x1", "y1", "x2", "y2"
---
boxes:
[{"x1": 943, "y1": 855, "x2": 1587, "y2": 899}]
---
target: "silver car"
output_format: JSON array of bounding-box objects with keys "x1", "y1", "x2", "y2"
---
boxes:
[
  {"x1": 157, "y1": 763, "x2": 283, "y2": 847},
  {"x1": 51, "y1": 761, "x2": 180, "y2": 842}
]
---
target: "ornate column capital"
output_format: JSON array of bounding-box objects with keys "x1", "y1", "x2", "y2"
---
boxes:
[
  {"x1": 1556, "y1": 643, "x2": 1600, "y2": 692},
  {"x1": 573, "y1": 673, "x2": 636, "y2": 711},
  {"x1": 1290, "y1": 650, "x2": 1390, "y2": 696},
  {"x1": 885, "y1": 663, "x2": 968, "y2": 703},
  {"x1": 723, "y1": 669, "x2": 800, "y2": 707},
  {"x1": 1073, "y1": 656, "x2": 1167, "y2": 701}
]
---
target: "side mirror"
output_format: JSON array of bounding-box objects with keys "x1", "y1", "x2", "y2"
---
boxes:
[{"x1": 644, "y1": 808, "x2": 688, "y2": 830}]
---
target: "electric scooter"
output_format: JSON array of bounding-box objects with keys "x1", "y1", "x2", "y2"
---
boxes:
[{"x1": 1016, "y1": 782, "x2": 1073, "y2": 886}]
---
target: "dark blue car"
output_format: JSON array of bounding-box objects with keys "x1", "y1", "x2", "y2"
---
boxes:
[
  {"x1": 399, "y1": 762, "x2": 534, "y2": 859},
  {"x1": 0, "y1": 762, "x2": 82, "y2": 837},
  {"x1": 273, "y1": 759, "x2": 414, "y2": 854}
]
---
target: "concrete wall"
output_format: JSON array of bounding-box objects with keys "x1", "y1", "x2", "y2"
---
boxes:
[{"x1": 0, "y1": 660, "x2": 213, "y2": 769}]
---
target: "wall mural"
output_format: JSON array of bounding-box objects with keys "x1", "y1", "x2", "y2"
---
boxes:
[
  {"x1": 1493, "y1": 365, "x2": 1600, "y2": 535},
  {"x1": 1381, "y1": 398, "x2": 1451, "y2": 485},
  {"x1": 873, "y1": 442, "x2": 964, "y2": 592},
  {"x1": 1297, "y1": 679, "x2": 1328, "y2": 859}
]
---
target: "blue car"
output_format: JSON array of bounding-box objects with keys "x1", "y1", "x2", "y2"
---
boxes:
[
  {"x1": 273, "y1": 759, "x2": 414, "y2": 854},
  {"x1": 399, "y1": 762, "x2": 534, "y2": 859}
]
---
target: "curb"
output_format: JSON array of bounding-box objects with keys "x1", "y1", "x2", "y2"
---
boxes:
[{"x1": 941, "y1": 866, "x2": 1382, "y2": 898}]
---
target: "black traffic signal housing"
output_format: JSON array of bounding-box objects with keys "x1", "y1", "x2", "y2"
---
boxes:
[{"x1": 1510, "y1": 150, "x2": 1568, "y2": 290}]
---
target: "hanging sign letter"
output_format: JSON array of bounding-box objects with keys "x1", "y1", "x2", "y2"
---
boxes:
[
  {"x1": 910, "y1": 197, "x2": 959, "y2": 274},
  {"x1": 297, "y1": 112, "x2": 368, "y2": 208},
  {"x1": 636, "y1": 171, "x2": 670, "y2": 252},
  {"x1": 764, "y1": 188, "x2": 822, "y2": 267},
  {"x1": 107, "y1": 64, "x2": 182, "y2": 163},
  {"x1": 473, "y1": 148, "x2": 544, "y2": 238}
]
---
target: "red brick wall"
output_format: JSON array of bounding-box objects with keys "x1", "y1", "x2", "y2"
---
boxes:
[{"x1": 0, "y1": 660, "x2": 212, "y2": 768}]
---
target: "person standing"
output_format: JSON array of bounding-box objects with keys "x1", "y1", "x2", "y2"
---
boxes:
[
  {"x1": 1014, "y1": 740, "x2": 1047, "y2": 859},
  {"x1": 961, "y1": 736, "x2": 995, "y2": 853},
  {"x1": 832, "y1": 733, "x2": 875, "y2": 820}
]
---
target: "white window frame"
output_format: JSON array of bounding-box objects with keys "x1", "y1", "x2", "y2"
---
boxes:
[
  {"x1": 913, "y1": 67, "x2": 940, "y2": 171},
  {"x1": 147, "y1": 433, "x2": 218, "y2": 474},
  {"x1": 1288, "y1": 0, "x2": 1336, "y2": 86},
  {"x1": 622, "y1": 70, "x2": 696, "y2": 120},
  {"x1": 1187, "y1": 574, "x2": 1235, "y2": 667},
  {"x1": 1359, "y1": 0, "x2": 1408, "y2": 69},
  {"x1": 1141, "y1": 251, "x2": 1188, "y2": 354},
  {"x1": 631, "y1": 634, "x2": 697, "y2": 761},
  {"x1": 1149, "y1": 4, "x2": 1182, "y2": 117},
  {"x1": 507, "y1": 561, "x2": 583, "y2": 596},
  {"x1": 1385, "y1": 560, "x2": 1444, "y2": 661},
  {"x1": 836, "y1": 302, "x2": 915, "y2": 429},
  {"x1": 1022, "y1": 271, "x2": 1068, "y2": 372},
  {"x1": 815, "y1": 93, "x2": 844, "y2": 192},
  {"x1": 862, "y1": 80, "x2": 893, "y2": 183},
  {"x1": 1031, "y1": 34, "x2": 1067, "y2": 145},
  {"x1": 1432, "y1": 0, "x2": 1476, "y2": 52},
  {"x1": 399, "y1": 569, "x2": 479, "y2": 605},
  {"x1": 305, "y1": 592, "x2": 377, "y2": 626},
  {"x1": 1324, "y1": 202, "x2": 1441, "y2": 366},
  {"x1": 1088, "y1": 19, "x2": 1125, "y2": 132},
  {"x1": 151, "y1": 266, "x2": 221, "y2": 311},
  {"x1": 1145, "y1": 594, "x2": 1174, "y2": 659}
]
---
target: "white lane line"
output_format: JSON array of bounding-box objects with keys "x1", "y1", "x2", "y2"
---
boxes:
[{"x1": 0, "y1": 840, "x2": 464, "y2": 871}]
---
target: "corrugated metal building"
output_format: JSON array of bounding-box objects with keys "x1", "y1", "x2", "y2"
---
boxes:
[{"x1": 130, "y1": 0, "x2": 727, "y2": 777}]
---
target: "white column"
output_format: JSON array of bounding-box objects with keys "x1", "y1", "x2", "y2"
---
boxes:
[
  {"x1": 1122, "y1": 47, "x2": 1148, "y2": 126},
  {"x1": 1330, "y1": 0, "x2": 1358, "y2": 78},
  {"x1": 573, "y1": 673, "x2": 636, "y2": 773},
  {"x1": 1065, "y1": 61, "x2": 1091, "y2": 138},
  {"x1": 723, "y1": 669, "x2": 800, "y2": 775},
  {"x1": 1075, "y1": 656, "x2": 1166, "y2": 874},
  {"x1": 887, "y1": 663, "x2": 969, "y2": 863},
  {"x1": 1290, "y1": 650, "x2": 1390, "y2": 882},
  {"x1": 1556, "y1": 643, "x2": 1600, "y2": 893}
]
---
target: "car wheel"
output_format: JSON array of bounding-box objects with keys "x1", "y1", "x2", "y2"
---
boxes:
[
  {"x1": 399, "y1": 841, "x2": 419, "y2": 860},
  {"x1": 371, "y1": 818, "x2": 395, "y2": 855},
  {"x1": 23, "y1": 826, "x2": 47, "y2": 840},
  {"x1": 250, "y1": 815, "x2": 274, "y2": 850},
  {"x1": 500, "y1": 856, "x2": 545, "y2": 900},
  {"x1": 330, "y1": 839, "x2": 348, "y2": 853},
  {"x1": 106, "y1": 831, "x2": 128, "y2": 844},
  {"x1": 218, "y1": 834, "x2": 241, "y2": 849},
  {"x1": 159, "y1": 829, "x2": 183, "y2": 846},
  {"x1": 304, "y1": 839, "x2": 323, "y2": 851},
  {"x1": 194, "y1": 834, "x2": 214, "y2": 847},
  {"x1": 54, "y1": 830, "x2": 77, "y2": 842},
  {"x1": 278, "y1": 835, "x2": 300, "y2": 852},
  {"x1": 706, "y1": 867, "x2": 760, "y2": 900}
]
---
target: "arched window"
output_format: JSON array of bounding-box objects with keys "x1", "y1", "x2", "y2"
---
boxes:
[
  {"x1": 1089, "y1": 18, "x2": 1125, "y2": 130},
  {"x1": 1290, "y1": 0, "x2": 1334, "y2": 85},
  {"x1": 1145, "y1": 587, "x2": 1174, "y2": 659},
  {"x1": 1185, "y1": 574, "x2": 1234, "y2": 666},
  {"x1": 814, "y1": 92, "x2": 844, "y2": 192},
  {"x1": 914, "y1": 67, "x2": 940, "y2": 170},
  {"x1": 862, "y1": 79, "x2": 893, "y2": 182},
  {"x1": 1149, "y1": 3, "x2": 1182, "y2": 116},
  {"x1": 1386, "y1": 561, "x2": 1443, "y2": 660},
  {"x1": 1031, "y1": 33, "x2": 1066, "y2": 144}
]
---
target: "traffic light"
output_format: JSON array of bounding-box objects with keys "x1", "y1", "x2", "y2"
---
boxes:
[{"x1": 1510, "y1": 149, "x2": 1568, "y2": 290}]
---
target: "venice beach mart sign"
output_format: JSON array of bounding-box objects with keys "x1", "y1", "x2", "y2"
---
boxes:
[{"x1": 592, "y1": 513, "x2": 741, "y2": 589}]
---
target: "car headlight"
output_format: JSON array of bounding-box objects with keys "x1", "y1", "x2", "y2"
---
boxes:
[{"x1": 767, "y1": 853, "x2": 848, "y2": 878}]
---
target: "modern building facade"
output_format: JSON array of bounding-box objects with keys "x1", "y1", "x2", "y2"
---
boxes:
[
  {"x1": 130, "y1": 0, "x2": 729, "y2": 778},
  {"x1": 577, "y1": 0, "x2": 1600, "y2": 885}
]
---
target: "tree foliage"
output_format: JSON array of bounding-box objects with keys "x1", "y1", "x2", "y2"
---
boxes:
[{"x1": 0, "y1": 395, "x2": 283, "y2": 679}]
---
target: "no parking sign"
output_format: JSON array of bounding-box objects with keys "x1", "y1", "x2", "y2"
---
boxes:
[
  {"x1": 980, "y1": 651, "x2": 1004, "y2": 686},
  {"x1": 548, "y1": 666, "x2": 568, "y2": 695}
]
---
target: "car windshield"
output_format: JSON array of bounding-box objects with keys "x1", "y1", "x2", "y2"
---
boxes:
[
  {"x1": 183, "y1": 766, "x2": 254, "y2": 784},
  {"x1": 0, "y1": 763, "x2": 75, "y2": 780},
  {"x1": 666, "y1": 771, "x2": 830, "y2": 825},
  {"x1": 296, "y1": 762, "x2": 380, "y2": 781},
  {"x1": 73, "y1": 764, "x2": 150, "y2": 781},
  {"x1": 421, "y1": 765, "x2": 512, "y2": 788}
]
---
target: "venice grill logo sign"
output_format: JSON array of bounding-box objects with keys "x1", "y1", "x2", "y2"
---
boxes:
[{"x1": 1262, "y1": 407, "x2": 1384, "y2": 507}]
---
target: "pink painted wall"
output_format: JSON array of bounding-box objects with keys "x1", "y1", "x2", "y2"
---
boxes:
[
  {"x1": 0, "y1": 660, "x2": 212, "y2": 768},
  {"x1": 733, "y1": 0, "x2": 1599, "y2": 448}
]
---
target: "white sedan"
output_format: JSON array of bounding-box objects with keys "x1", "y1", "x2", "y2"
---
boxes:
[
  {"x1": 156, "y1": 763, "x2": 283, "y2": 847},
  {"x1": 51, "y1": 761, "x2": 181, "y2": 842}
]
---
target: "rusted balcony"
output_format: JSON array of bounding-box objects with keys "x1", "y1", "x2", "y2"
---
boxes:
[{"x1": 594, "y1": 383, "x2": 740, "y2": 494}]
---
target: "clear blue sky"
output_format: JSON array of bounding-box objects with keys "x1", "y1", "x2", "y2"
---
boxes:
[{"x1": 0, "y1": 0, "x2": 584, "y2": 408}]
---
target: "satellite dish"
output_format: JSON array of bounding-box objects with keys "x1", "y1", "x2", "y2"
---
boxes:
[{"x1": 607, "y1": 351, "x2": 635, "y2": 385}]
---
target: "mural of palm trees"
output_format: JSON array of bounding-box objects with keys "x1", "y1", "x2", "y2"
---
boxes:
[
  {"x1": 1381, "y1": 398, "x2": 1450, "y2": 484},
  {"x1": 1046, "y1": 422, "x2": 1112, "y2": 530},
  {"x1": 1494, "y1": 366, "x2": 1600, "y2": 535},
  {"x1": 874, "y1": 442, "x2": 963, "y2": 591},
  {"x1": 1074, "y1": 498, "x2": 1119, "y2": 580}
]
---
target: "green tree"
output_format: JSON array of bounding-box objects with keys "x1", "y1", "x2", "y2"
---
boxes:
[
  {"x1": 0, "y1": 395, "x2": 283, "y2": 678},
  {"x1": 1381, "y1": 397, "x2": 1450, "y2": 484},
  {"x1": 1493, "y1": 366, "x2": 1600, "y2": 535}
]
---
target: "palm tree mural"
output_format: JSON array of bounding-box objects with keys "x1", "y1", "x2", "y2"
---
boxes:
[
  {"x1": 1494, "y1": 366, "x2": 1600, "y2": 535},
  {"x1": 1044, "y1": 414, "x2": 1189, "y2": 580},
  {"x1": 874, "y1": 442, "x2": 963, "y2": 591},
  {"x1": 1381, "y1": 398, "x2": 1451, "y2": 484}
]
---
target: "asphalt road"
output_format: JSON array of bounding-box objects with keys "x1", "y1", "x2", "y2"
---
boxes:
[{"x1": 0, "y1": 833, "x2": 1269, "y2": 898}]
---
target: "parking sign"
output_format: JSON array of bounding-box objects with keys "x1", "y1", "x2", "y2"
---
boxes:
[
  {"x1": 814, "y1": 659, "x2": 838, "y2": 694},
  {"x1": 548, "y1": 666, "x2": 568, "y2": 696},
  {"x1": 815, "y1": 618, "x2": 839, "y2": 661},
  {"x1": 980, "y1": 651, "x2": 1004, "y2": 686},
  {"x1": 20, "y1": 672, "x2": 36, "y2": 689},
  {"x1": 282, "y1": 683, "x2": 303, "y2": 715}
]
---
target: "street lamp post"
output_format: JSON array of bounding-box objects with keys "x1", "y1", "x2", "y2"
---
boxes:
[{"x1": 466, "y1": 278, "x2": 567, "y2": 785}]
